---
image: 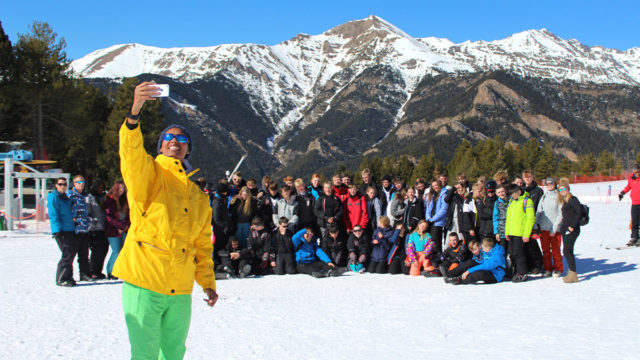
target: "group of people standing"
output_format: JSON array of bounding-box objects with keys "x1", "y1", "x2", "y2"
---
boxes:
[
  {"x1": 207, "y1": 166, "x2": 593, "y2": 284},
  {"x1": 47, "y1": 175, "x2": 130, "y2": 286}
]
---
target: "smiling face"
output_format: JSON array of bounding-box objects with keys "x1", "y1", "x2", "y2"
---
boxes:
[
  {"x1": 160, "y1": 127, "x2": 189, "y2": 160},
  {"x1": 73, "y1": 176, "x2": 85, "y2": 193}
]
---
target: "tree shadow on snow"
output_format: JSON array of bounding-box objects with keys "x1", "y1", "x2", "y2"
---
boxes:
[{"x1": 575, "y1": 257, "x2": 637, "y2": 281}]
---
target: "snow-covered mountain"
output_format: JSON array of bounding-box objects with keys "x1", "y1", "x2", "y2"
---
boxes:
[{"x1": 69, "y1": 16, "x2": 640, "y2": 179}]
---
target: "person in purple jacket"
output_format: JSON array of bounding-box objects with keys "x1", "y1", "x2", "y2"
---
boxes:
[{"x1": 101, "y1": 180, "x2": 130, "y2": 280}]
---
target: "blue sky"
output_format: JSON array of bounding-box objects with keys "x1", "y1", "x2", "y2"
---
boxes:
[{"x1": 2, "y1": 0, "x2": 638, "y2": 60}]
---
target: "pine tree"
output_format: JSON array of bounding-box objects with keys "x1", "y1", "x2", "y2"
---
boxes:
[
  {"x1": 395, "y1": 155, "x2": 414, "y2": 183},
  {"x1": 13, "y1": 21, "x2": 68, "y2": 159},
  {"x1": 535, "y1": 144, "x2": 556, "y2": 179},
  {"x1": 577, "y1": 153, "x2": 597, "y2": 176},
  {"x1": 448, "y1": 140, "x2": 476, "y2": 181},
  {"x1": 596, "y1": 150, "x2": 617, "y2": 176},
  {"x1": 556, "y1": 158, "x2": 574, "y2": 179}
]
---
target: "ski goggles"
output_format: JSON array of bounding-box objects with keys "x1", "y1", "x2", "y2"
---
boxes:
[
  {"x1": 163, "y1": 133, "x2": 189, "y2": 143},
  {"x1": 74, "y1": 180, "x2": 85, "y2": 184}
]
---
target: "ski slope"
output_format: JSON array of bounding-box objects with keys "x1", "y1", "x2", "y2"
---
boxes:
[{"x1": 0, "y1": 181, "x2": 638, "y2": 359}]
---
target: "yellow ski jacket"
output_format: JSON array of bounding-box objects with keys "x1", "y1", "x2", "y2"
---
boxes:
[{"x1": 113, "y1": 120, "x2": 215, "y2": 295}]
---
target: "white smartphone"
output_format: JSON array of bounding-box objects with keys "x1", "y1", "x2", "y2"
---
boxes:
[{"x1": 152, "y1": 84, "x2": 170, "y2": 97}]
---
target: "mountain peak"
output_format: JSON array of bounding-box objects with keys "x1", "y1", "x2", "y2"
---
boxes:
[{"x1": 325, "y1": 15, "x2": 409, "y2": 39}]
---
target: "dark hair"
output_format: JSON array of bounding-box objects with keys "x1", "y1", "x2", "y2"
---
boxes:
[
  {"x1": 251, "y1": 217, "x2": 264, "y2": 226},
  {"x1": 328, "y1": 224, "x2": 340, "y2": 234},
  {"x1": 508, "y1": 184, "x2": 522, "y2": 195},
  {"x1": 278, "y1": 216, "x2": 289, "y2": 225}
]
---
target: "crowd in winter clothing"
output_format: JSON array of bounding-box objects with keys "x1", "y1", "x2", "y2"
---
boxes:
[
  {"x1": 204, "y1": 168, "x2": 591, "y2": 284},
  {"x1": 49, "y1": 162, "x2": 640, "y2": 286}
]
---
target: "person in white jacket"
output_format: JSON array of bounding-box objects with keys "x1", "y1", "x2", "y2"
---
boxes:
[{"x1": 534, "y1": 177, "x2": 563, "y2": 277}]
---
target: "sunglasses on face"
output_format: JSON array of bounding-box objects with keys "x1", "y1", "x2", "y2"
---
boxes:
[
  {"x1": 56, "y1": 183, "x2": 67, "y2": 186},
  {"x1": 163, "y1": 133, "x2": 189, "y2": 143},
  {"x1": 75, "y1": 180, "x2": 85, "y2": 184},
  {"x1": 353, "y1": 229, "x2": 363, "y2": 233},
  {"x1": 558, "y1": 187, "x2": 567, "y2": 191}
]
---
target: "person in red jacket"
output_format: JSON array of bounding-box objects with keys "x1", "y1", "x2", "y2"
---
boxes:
[
  {"x1": 343, "y1": 184, "x2": 369, "y2": 234},
  {"x1": 332, "y1": 174, "x2": 349, "y2": 202},
  {"x1": 620, "y1": 163, "x2": 640, "y2": 246}
]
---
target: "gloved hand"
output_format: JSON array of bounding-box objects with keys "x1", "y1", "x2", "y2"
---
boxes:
[{"x1": 619, "y1": 192, "x2": 625, "y2": 201}]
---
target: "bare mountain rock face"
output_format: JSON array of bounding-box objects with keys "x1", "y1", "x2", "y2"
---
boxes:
[{"x1": 71, "y1": 16, "x2": 640, "y2": 179}]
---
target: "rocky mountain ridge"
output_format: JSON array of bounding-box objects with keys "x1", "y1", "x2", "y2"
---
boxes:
[{"x1": 71, "y1": 16, "x2": 640, "y2": 179}]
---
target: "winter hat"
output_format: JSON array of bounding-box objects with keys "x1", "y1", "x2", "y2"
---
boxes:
[
  {"x1": 382, "y1": 175, "x2": 392, "y2": 182},
  {"x1": 633, "y1": 163, "x2": 640, "y2": 171},
  {"x1": 216, "y1": 182, "x2": 229, "y2": 194},
  {"x1": 546, "y1": 177, "x2": 557, "y2": 186},
  {"x1": 485, "y1": 180, "x2": 497, "y2": 191},
  {"x1": 157, "y1": 124, "x2": 193, "y2": 159}
]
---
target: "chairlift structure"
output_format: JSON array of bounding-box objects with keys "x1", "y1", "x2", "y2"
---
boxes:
[{"x1": 2, "y1": 158, "x2": 69, "y2": 231}]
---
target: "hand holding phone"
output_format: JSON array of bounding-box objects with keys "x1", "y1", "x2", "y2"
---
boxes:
[{"x1": 151, "y1": 84, "x2": 170, "y2": 97}]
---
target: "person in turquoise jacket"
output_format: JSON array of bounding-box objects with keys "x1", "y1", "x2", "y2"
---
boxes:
[{"x1": 47, "y1": 177, "x2": 78, "y2": 286}]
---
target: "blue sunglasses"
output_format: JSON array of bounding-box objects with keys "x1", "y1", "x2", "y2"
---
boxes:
[{"x1": 163, "y1": 133, "x2": 188, "y2": 143}]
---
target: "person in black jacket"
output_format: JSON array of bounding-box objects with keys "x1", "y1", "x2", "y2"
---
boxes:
[
  {"x1": 522, "y1": 170, "x2": 544, "y2": 274},
  {"x1": 558, "y1": 180, "x2": 582, "y2": 283},
  {"x1": 257, "y1": 181, "x2": 280, "y2": 230},
  {"x1": 347, "y1": 225, "x2": 370, "y2": 273},
  {"x1": 359, "y1": 168, "x2": 379, "y2": 198},
  {"x1": 445, "y1": 182, "x2": 467, "y2": 244},
  {"x1": 246, "y1": 217, "x2": 272, "y2": 275},
  {"x1": 402, "y1": 187, "x2": 425, "y2": 233},
  {"x1": 271, "y1": 217, "x2": 297, "y2": 275},
  {"x1": 314, "y1": 182, "x2": 343, "y2": 238},
  {"x1": 476, "y1": 180, "x2": 498, "y2": 239},
  {"x1": 211, "y1": 182, "x2": 231, "y2": 266},
  {"x1": 434, "y1": 232, "x2": 472, "y2": 277},
  {"x1": 218, "y1": 236, "x2": 252, "y2": 278},
  {"x1": 321, "y1": 224, "x2": 346, "y2": 267},
  {"x1": 295, "y1": 179, "x2": 318, "y2": 234}
]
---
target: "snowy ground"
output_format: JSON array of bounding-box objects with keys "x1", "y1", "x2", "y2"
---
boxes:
[{"x1": 1, "y1": 181, "x2": 639, "y2": 359}]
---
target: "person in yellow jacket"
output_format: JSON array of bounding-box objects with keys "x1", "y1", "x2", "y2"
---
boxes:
[
  {"x1": 114, "y1": 81, "x2": 219, "y2": 360},
  {"x1": 504, "y1": 184, "x2": 535, "y2": 283}
]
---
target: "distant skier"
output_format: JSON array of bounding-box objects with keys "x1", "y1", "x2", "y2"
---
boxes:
[{"x1": 619, "y1": 163, "x2": 640, "y2": 246}]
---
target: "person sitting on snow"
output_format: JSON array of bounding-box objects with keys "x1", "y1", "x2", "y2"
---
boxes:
[
  {"x1": 218, "y1": 236, "x2": 252, "y2": 278},
  {"x1": 292, "y1": 227, "x2": 341, "y2": 278},
  {"x1": 432, "y1": 232, "x2": 471, "y2": 277},
  {"x1": 405, "y1": 219, "x2": 434, "y2": 276},
  {"x1": 445, "y1": 237, "x2": 506, "y2": 285},
  {"x1": 346, "y1": 224, "x2": 370, "y2": 273}
]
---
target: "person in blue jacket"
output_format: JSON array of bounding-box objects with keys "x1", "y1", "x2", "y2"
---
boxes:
[
  {"x1": 368, "y1": 217, "x2": 402, "y2": 274},
  {"x1": 424, "y1": 180, "x2": 449, "y2": 256},
  {"x1": 448, "y1": 237, "x2": 505, "y2": 285},
  {"x1": 47, "y1": 177, "x2": 79, "y2": 287},
  {"x1": 292, "y1": 227, "x2": 340, "y2": 278}
]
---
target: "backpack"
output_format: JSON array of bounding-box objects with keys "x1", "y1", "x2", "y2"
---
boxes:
[{"x1": 579, "y1": 204, "x2": 589, "y2": 226}]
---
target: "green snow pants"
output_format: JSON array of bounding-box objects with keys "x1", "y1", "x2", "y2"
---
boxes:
[{"x1": 122, "y1": 282, "x2": 192, "y2": 360}]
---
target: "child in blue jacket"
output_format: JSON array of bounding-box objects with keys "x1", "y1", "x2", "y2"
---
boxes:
[
  {"x1": 448, "y1": 237, "x2": 505, "y2": 285},
  {"x1": 292, "y1": 227, "x2": 340, "y2": 278}
]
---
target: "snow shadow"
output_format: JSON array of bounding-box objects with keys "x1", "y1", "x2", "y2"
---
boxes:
[
  {"x1": 575, "y1": 257, "x2": 637, "y2": 281},
  {"x1": 74, "y1": 280, "x2": 123, "y2": 287}
]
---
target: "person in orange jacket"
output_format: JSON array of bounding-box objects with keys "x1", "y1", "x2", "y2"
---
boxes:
[{"x1": 114, "y1": 82, "x2": 218, "y2": 360}]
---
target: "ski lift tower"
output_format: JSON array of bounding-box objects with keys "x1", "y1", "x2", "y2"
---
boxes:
[{"x1": 2, "y1": 158, "x2": 69, "y2": 231}]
